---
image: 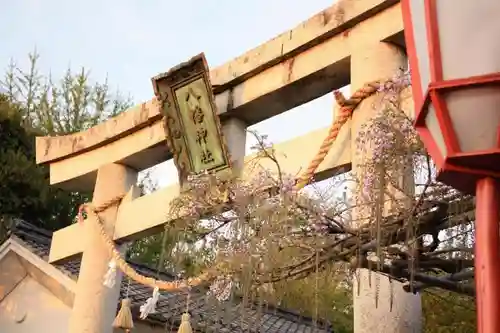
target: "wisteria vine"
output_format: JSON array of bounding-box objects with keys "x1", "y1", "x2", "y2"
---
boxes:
[{"x1": 162, "y1": 71, "x2": 476, "y2": 303}]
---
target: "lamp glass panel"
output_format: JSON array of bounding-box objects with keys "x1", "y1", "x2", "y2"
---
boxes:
[
  {"x1": 446, "y1": 87, "x2": 500, "y2": 152},
  {"x1": 437, "y1": 0, "x2": 500, "y2": 80},
  {"x1": 409, "y1": 0, "x2": 431, "y2": 92},
  {"x1": 424, "y1": 104, "x2": 447, "y2": 158}
]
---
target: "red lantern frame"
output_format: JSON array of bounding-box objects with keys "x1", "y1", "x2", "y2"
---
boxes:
[
  {"x1": 401, "y1": 0, "x2": 500, "y2": 194},
  {"x1": 402, "y1": 3, "x2": 500, "y2": 333}
]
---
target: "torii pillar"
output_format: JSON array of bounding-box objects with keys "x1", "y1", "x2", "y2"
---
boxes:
[
  {"x1": 349, "y1": 42, "x2": 422, "y2": 333},
  {"x1": 34, "y1": 98, "x2": 165, "y2": 333},
  {"x1": 36, "y1": 54, "x2": 248, "y2": 333},
  {"x1": 68, "y1": 164, "x2": 137, "y2": 333}
]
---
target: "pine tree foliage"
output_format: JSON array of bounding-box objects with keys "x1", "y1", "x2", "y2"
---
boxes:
[
  {"x1": 0, "y1": 50, "x2": 132, "y2": 236},
  {"x1": 0, "y1": 94, "x2": 68, "y2": 233},
  {"x1": 1, "y1": 50, "x2": 132, "y2": 134}
]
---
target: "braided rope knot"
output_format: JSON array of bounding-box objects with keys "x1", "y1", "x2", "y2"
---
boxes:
[
  {"x1": 294, "y1": 79, "x2": 384, "y2": 190},
  {"x1": 77, "y1": 194, "x2": 126, "y2": 224}
]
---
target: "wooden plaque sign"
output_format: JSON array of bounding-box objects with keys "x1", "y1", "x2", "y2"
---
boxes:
[{"x1": 152, "y1": 53, "x2": 231, "y2": 185}]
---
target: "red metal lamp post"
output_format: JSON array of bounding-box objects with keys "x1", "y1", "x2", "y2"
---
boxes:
[{"x1": 401, "y1": 1, "x2": 500, "y2": 332}]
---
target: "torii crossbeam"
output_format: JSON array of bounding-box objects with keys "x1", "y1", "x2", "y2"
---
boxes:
[{"x1": 35, "y1": 1, "x2": 417, "y2": 332}]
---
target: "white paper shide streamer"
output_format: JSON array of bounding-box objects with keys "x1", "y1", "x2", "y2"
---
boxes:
[
  {"x1": 103, "y1": 259, "x2": 117, "y2": 288},
  {"x1": 140, "y1": 286, "x2": 160, "y2": 319}
]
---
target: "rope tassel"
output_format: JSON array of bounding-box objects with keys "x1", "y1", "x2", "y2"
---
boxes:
[
  {"x1": 113, "y1": 298, "x2": 134, "y2": 332},
  {"x1": 177, "y1": 313, "x2": 193, "y2": 333},
  {"x1": 139, "y1": 286, "x2": 160, "y2": 319}
]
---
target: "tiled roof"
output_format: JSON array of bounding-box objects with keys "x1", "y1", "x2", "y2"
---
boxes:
[{"x1": 8, "y1": 220, "x2": 333, "y2": 332}]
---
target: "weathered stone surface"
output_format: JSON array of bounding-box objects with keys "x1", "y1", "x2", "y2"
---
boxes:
[
  {"x1": 350, "y1": 43, "x2": 422, "y2": 333},
  {"x1": 36, "y1": 0, "x2": 403, "y2": 191}
]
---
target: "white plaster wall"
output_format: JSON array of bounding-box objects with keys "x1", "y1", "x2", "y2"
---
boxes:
[{"x1": 0, "y1": 276, "x2": 71, "y2": 333}]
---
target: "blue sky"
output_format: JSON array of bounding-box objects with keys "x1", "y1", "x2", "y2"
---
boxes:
[{"x1": 2, "y1": 0, "x2": 349, "y2": 188}]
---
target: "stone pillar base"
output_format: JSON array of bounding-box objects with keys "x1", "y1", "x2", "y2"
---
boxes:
[{"x1": 354, "y1": 269, "x2": 422, "y2": 333}]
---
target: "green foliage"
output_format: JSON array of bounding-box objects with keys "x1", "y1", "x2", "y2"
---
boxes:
[
  {"x1": 422, "y1": 290, "x2": 476, "y2": 333},
  {"x1": 270, "y1": 265, "x2": 354, "y2": 332},
  {"x1": 0, "y1": 96, "x2": 42, "y2": 222},
  {"x1": 128, "y1": 228, "x2": 215, "y2": 277},
  {"x1": 271, "y1": 279, "x2": 476, "y2": 333},
  {"x1": 266, "y1": 273, "x2": 476, "y2": 333},
  {"x1": 0, "y1": 50, "x2": 132, "y2": 235},
  {"x1": 0, "y1": 95, "x2": 74, "y2": 233},
  {"x1": 2, "y1": 50, "x2": 132, "y2": 134}
]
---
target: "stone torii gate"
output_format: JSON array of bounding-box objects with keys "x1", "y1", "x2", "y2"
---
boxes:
[{"x1": 36, "y1": 1, "x2": 421, "y2": 332}]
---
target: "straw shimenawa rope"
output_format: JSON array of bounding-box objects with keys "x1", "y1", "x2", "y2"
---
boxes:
[
  {"x1": 293, "y1": 79, "x2": 382, "y2": 190},
  {"x1": 78, "y1": 202, "x2": 213, "y2": 291},
  {"x1": 77, "y1": 78, "x2": 390, "y2": 292}
]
